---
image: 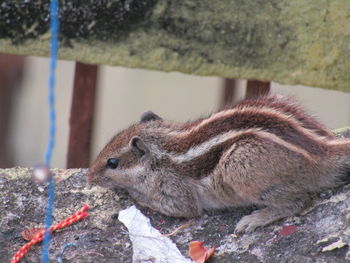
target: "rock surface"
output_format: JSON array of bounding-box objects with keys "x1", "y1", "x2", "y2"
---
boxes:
[
  {"x1": 0, "y1": 166, "x2": 349, "y2": 263},
  {"x1": 1, "y1": 1, "x2": 350, "y2": 91}
]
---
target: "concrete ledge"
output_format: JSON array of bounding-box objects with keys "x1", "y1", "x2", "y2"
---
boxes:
[
  {"x1": 0, "y1": 167, "x2": 349, "y2": 262},
  {"x1": 0, "y1": 1, "x2": 350, "y2": 91}
]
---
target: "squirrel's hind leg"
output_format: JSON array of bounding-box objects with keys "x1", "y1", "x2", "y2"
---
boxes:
[
  {"x1": 235, "y1": 193, "x2": 312, "y2": 233},
  {"x1": 213, "y1": 133, "x2": 316, "y2": 233}
]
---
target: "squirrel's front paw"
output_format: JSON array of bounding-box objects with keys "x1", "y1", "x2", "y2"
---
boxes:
[
  {"x1": 235, "y1": 208, "x2": 276, "y2": 233},
  {"x1": 235, "y1": 213, "x2": 263, "y2": 233},
  {"x1": 235, "y1": 207, "x2": 289, "y2": 233}
]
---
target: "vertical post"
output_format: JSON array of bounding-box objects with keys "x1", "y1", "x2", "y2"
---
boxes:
[
  {"x1": 66, "y1": 62, "x2": 98, "y2": 168},
  {"x1": 221, "y1": 78, "x2": 238, "y2": 108},
  {"x1": 0, "y1": 53, "x2": 25, "y2": 168},
  {"x1": 246, "y1": 80, "x2": 271, "y2": 99}
]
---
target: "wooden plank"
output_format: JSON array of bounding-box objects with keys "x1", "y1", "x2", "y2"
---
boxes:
[
  {"x1": 66, "y1": 62, "x2": 98, "y2": 168},
  {"x1": 220, "y1": 78, "x2": 238, "y2": 108},
  {"x1": 246, "y1": 80, "x2": 271, "y2": 99}
]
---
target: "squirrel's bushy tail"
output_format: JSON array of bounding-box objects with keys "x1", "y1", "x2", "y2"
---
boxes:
[
  {"x1": 338, "y1": 165, "x2": 350, "y2": 184},
  {"x1": 328, "y1": 138, "x2": 350, "y2": 185},
  {"x1": 335, "y1": 164, "x2": 350, "y2": 185}
]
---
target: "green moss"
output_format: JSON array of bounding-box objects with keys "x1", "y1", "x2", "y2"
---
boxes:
[{"x1": 1, "y1": 0, "x2": 350, "y2": 90}]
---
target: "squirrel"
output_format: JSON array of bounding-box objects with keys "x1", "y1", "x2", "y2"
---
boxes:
[{"x1": 88, "y1": 94, "x2": 350, "y2": 233}]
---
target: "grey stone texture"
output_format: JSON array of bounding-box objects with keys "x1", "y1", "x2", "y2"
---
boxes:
[{"x1": 0, "y1": 167, "x2": 349, "y2": 262}]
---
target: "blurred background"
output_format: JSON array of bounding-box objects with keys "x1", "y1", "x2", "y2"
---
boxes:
[{"x1": 1, "y1": 54, "x2": 350, "y2": 168}]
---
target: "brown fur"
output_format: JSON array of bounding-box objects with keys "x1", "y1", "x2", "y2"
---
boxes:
[
  {"x1": 88, "y1": 95, "x2": 350, "y2": 233},
  {"x1": 234, "y1": 95, "x2": 334, "y2": 137}
]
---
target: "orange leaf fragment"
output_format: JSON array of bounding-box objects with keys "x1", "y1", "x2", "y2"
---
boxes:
[
  {"x1": 189, "y1": 241, "x2": 216, "y2": 263},
  {"x1": 278, "y1": 225, "x2": 296, "y2": 238},
  {"x1": 21, "y1": 227, "x2": 44, "y2": 241},
  {"x1": 273, "y1": 225, "x2": 297, "y2": 242}
]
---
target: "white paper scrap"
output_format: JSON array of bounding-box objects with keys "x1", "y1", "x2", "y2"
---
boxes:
[{"x1": 118, "y1": 205, "x2": 193, "y2": 263}]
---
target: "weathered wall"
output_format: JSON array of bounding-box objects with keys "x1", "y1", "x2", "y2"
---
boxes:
[{"x1": 0, "y1": 1, "x2": 350, "y2": 91}]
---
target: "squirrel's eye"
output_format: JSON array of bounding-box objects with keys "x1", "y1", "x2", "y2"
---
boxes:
[{"x1": 106, "y1": 158, "x2": 119, "y2": 169}]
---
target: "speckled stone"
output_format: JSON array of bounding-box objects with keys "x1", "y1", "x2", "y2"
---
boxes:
[
  {"x1": 0, "y1": 1, "x2": 350, "y2": 91},
  {"x1": 0, "y1": 166, "x2": 349, "y2": 262}
]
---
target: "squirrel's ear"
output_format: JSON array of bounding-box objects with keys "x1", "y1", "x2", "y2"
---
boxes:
[
  {"x1": 130, "y1": 136, "x2": 149, "y2": 158},
  {"x1": 140, "y1": 110, "x2": 162, "y2": 123}
]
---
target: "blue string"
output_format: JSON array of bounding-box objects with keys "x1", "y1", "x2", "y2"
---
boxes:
[
  {"x1": 42, "y1": 0, "x2": 59, "y2": 262},
  {"x1": 44, "y1": 0, "x2": 58, "y2": 167},
  {"x1": 57, "y1": 242, "x2": 77, "y2": 263}
]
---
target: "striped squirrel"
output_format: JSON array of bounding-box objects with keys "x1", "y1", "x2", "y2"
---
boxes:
[{"x1": 88, "y1": 95, "x2": 350, "y2": 233}]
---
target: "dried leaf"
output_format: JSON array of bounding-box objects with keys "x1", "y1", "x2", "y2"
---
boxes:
[
  {"x1": 273, "y1": 225, "x2": 297, "y2": 242},
  {"x1": 278, "y1": 225, "x2": 297, "y2": 237},
  {"x1": 189, "y1": 241, "x2": 216, "y2": 263},
  {"x1": 322, "y1": 239, "x2": 347, "y2": 252},
  {"x1": 21, "y1": 227, "x2": 44, "y2": 241}
]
